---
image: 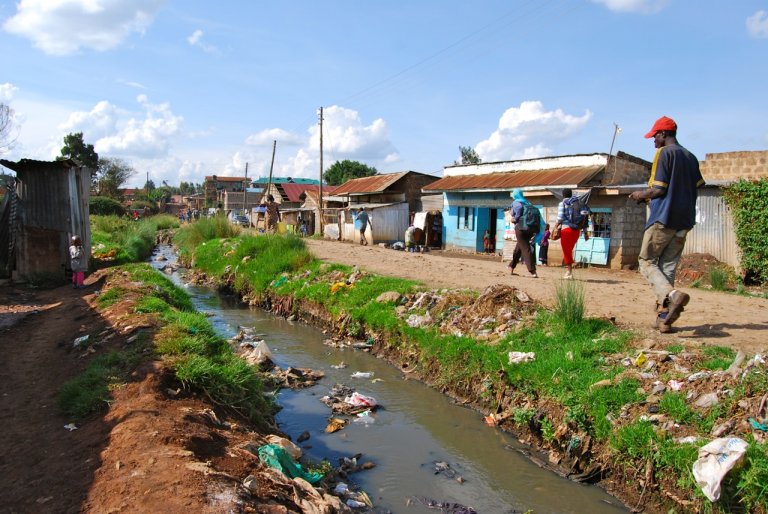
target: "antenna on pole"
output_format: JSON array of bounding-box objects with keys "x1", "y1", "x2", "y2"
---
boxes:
[
  {"x1": 318, "y1": 107, "x2": 324, "y2": 234},
  {"x1": 607, "y1": 122, "x2": 621, "y2": 181}
]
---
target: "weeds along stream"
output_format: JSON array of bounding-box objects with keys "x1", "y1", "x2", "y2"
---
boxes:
[{"x1": 150, "y1": 244, "x2": 629, "y2": 513}]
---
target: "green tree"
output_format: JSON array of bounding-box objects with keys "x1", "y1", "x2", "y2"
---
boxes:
[
  {"x1": 96, "y1": 157, "x2": 136, "y2": 199},
  {"x1": 58, "y1": 132, "x2": 99, "y2": 169},
  {"x1": 323, "y1": 159, "x2": 377, "y2": 186},
  {"x1": 455, "y1": 145, "x2": 481, "y2": 165}
]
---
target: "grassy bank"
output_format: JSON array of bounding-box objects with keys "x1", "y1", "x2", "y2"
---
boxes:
[
  {"x1": 174, "y1": 226, "x2": 768, "y2": 513},
  {"x1": 91, "y1": 214, "x2": 180, "y2": 265},
  {"x1": 58, "y1": 263, "x2": 275, "y2": 428}
]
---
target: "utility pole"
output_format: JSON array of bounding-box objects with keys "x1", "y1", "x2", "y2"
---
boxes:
[
  {"x1": 243, "y1": 162, "x2": 248, "y2": 213},
  {"x1": 319, "y1": 107, "x2": 324, "y2": 233},
  {"x1": 267, "y1": 140, "x2": 276, "y2": 202}
]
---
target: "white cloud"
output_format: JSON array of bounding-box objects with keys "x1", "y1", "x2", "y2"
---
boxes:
[
  {"x1": 2, "y1": 0, "x2": 165, "y2": 55},
  {"x1": 239, "y1": 105, "x2": 399, "y2": 179},
  {"x1": 187, "y1": 29, "x2": 219, "y2": 54},
  {"x1": 118, "y1": 79, "x2": 149, "y2": 90},
  {"x1": 96, "y1": 95, "x2": 183, "y2": 158},
  {"x1": 747, "y1": 10, "x2": 768, "y2": 38},
  {"x1": 475, "y1": 101, "x2": 592, "y2": 162},
  {"x1": 245, "y1": 128, "x2": 303, "y2": 147},
  {"x1": 0, "y1": 83, "x2": 19, "y2": 102},
  {"x1": 591, "y1": 0, "x2": 669, "y2": 14},
  {"x1": 60, "y1": 100, "x2": 120, "y2": 140}
]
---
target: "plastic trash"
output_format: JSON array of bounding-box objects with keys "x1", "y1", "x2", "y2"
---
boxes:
[
  {"x1": 331, "y1": 362, "x2": 348, "y2": 369},
  {"x1": 692, "y1": 437, "x2": 748, "y2": 502},
  {"x1": 634, "y1": 352, "x2": 647, "y2": 367},
  {"x1": 346, "y1": 499, "x2": 366, "y2": 508},
  {"x1": 257, "y1": 444, "x2": 324, "y2": 484},
  {"x1": 265, "y1": 435, "x2": 302, "y2": 460},
  {"x1": 64, "y1": 423, "x2": 78, "y2": 431},
  {"x1": 73, "y1": 335, "x2": 89, "y2": 347},
  {"x1": 344, "y1": 392, "x2": 377, "y2": 408},
  {"x1": 687, "y1": 371, "x2": 711, "y2": 382},
  {"x1": 334, "y1": 482, "x2": 349, "y2": 495},
  {"x1": 668, "y1": 379, "x2": 684, "y2": 391},
  {"x1": 508, "y1": 351, "x2": 535, "y2": 364},
  {"x1": 749, "y1": 418, "x2": 768, "y2": 432},
  {"x1": 351, "y1": 371, "x2": 374, "y2": 379}
]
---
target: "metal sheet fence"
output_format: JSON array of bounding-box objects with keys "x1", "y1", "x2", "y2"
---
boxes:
[{"x1": 684, "y1": 188, "x2": 739, "y2": 268}]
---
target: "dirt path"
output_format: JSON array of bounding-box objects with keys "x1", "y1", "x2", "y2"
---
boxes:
[{"x1": 305, "y1": 239, "x2": 768, "y2": 354}]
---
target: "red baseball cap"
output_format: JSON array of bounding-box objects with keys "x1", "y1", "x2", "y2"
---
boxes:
[{"x1": 644, "y1": 116, "x2": 677, "y2": 138}]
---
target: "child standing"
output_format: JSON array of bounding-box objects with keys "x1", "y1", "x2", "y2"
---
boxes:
[
  {"x1": 483, "y1": 229, "x2": 494, "y2": 254},
  {"x1": 539, "y1": 223, "x2": 550, "y2": 266},
  {"x1": 69, "y1": 236, "x2": 86, "y2": 288}
]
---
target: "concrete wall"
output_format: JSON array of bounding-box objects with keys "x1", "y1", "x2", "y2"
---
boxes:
[{"x1": 700, "y1": 150, "x2": 768, "y2": 182}]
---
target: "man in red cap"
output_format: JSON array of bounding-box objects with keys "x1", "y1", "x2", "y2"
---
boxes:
[{"x1": 629, "y1": 116, "x2": 705, "y2": 333}]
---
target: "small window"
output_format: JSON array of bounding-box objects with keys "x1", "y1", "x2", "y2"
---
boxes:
[
  {"x1": 458, "y1": 206, "x2": 474, "y2": 230},
  {"x1": 591, "y1": 211, "x2": 612, "y2": 238}
]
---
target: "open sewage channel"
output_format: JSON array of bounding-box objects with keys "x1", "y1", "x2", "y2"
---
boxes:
[{"x1": 151, "y1": 245, "x2": 629, "y2": 514}]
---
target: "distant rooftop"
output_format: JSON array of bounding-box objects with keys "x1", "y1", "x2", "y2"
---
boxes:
[{"x1": 251, "y1": 176, "x2": 320, "y2": 185}]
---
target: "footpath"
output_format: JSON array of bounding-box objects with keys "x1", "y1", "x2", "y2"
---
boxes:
[{"x1": 305, "y1": 239, "x2": 768, "y2": 354}]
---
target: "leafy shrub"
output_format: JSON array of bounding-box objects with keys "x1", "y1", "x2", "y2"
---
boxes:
[
  {"x1": 724, "y1": 179, "x2": 768, "y2": 283},
  {"x1": 708, "y1": 266, "x2": 728, "y2": 291},
  {"x1": 129, "y1": 200, "x2": 157, "y2": 214},
  {"x1": 90, "y1": 196, "x2": 125, "y2": 216}
]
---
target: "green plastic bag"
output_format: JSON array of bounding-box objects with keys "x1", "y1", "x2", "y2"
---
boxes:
[{"x1": 257, "y1": 444, "x2": 324, "y2": 484}]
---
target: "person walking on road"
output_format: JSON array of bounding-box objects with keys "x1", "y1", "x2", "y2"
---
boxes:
[
  {"x1": 507, "y1": 188, "x2": 541, "y2": 278},
  {"x1": 556, "y1": 188, "x2": 591, "y2": 279},
  {"x1": 629, "y1": 116, "x2": 705, "y2": 333},
  {"x1": 356, "y1": 207, "x2": 372, "y2": 245}
]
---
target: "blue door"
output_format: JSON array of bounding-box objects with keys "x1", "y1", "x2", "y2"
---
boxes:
[{"x1": 574, "y1": 208, "x2": 611, "y2": 265}]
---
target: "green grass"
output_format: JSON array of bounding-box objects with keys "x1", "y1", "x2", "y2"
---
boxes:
[
  {"x1": 58, "y1": 333, "x2": 150, "y2": 418},
  {"x1": 709, "y1": 266, "x2": 729, "y2": 291},
  {"x1": 553, "y1": 279, "x2": 586, "y2": 325},
  {"x1": 700, "y1": 345, "x2": 736, "y2": 370},
  {"x1": 91, "y1": 214, "x2": 180, "y2": 265}
]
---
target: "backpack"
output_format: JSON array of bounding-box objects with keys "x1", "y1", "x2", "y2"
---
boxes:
[
  {"x1": 564, "y1": 197, "x2": 589, "y2": 230},
  {"x1": 518, "y1": 203, "x2": 541, "y2": 233}
]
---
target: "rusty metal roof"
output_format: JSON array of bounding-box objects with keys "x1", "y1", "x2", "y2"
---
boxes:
[
  {"x1": 423, "y1": 165, "x2": 604, "y2": 192},
  {"x1": 332, "y1": 171, "x2": 410, "y2": 195},
  {"x1": 279, "y1": 183, "x2": 338, "y2": 203},
  {"x1": 0, "y1": 158, "x2": 79, "y2": 172}
]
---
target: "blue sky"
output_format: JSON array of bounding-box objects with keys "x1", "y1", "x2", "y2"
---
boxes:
[{"x1": 1, "y1": 0, "x2": 767, "y2": 187}]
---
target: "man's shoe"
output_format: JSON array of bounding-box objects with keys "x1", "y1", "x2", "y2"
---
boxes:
[
  {"x1": 528, "y1": 272, "x2": 538, "y2": 278},
  {"x1": 663, "y1": 290, "x2": 690, "y2": 328},
  {"x1": 563, "y1": 271, "x2": 573, "y2": 280},
  {"x1": 655, "y1": 313, "x2": 673, "y2": 333}
]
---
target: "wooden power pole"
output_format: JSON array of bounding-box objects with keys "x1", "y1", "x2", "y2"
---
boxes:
[
  {"x1": 319, "y1": 107, "x2": 324, "y2": 233},
  {"x1": 243, "y1": 162, "x2": 248, "y2": 212},
  {"x1": 267, "y1": 140, "x2": 276, "y2": 202}
]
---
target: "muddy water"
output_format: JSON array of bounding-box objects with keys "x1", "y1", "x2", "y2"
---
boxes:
[{"x1": 152, "y1": 247, "x2": 628, "y2": 513}]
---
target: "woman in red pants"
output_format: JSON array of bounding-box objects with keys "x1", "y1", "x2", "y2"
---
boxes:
[{"x1": 556, "y1": 188, "x2": 590, "y2": 279}]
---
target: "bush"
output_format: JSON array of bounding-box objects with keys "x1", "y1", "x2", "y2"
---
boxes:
[
  {"x1": 129, "y1": 200, "x2": 157, "y2": 214},
  {"x1": 90, "y1": 196, "x2": 125, "y2": 216},
  {"x1": 724, "y1": 179, "x2": 768, "y2": 283}
]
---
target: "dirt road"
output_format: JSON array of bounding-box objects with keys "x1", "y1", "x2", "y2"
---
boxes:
[{"x1": 305, "y1": 239, "x2": 768, "y2": 353}]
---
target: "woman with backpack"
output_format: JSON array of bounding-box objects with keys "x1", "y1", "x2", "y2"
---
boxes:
[
  {"x1": 556, "y1": 188, "x2": 590, "y2": 279},
  {"x1": 507, "y1": 188, "x2": 541, "y2": 278}
]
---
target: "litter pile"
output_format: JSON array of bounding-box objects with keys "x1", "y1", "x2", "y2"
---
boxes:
[{"x1": 387, "y1": 284, "x2": 536, "y2": 341}]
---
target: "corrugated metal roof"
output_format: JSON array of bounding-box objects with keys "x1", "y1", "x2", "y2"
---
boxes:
[
  {"x1": 332, "y1": 172, "x2": 409, "y2": 195},
  {"x1": 204, "y1": 175, "x2": 246, "y2": 182},
  {"x1": 423, "y1": 166, "x2": 604, "y2": 192},
  {"x1": 1, "y1": 158, "x2": 79, "y2": 172},
  {"x1": 279, "y1": 183, "x2": 337, "y2": 203}
]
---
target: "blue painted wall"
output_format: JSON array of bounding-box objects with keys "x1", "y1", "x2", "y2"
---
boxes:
[{"x1": 443, "y1": 192, "x2": 509, "y2": 252}]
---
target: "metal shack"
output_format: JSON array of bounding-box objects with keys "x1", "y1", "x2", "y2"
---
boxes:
[{"x1": 0, "y1": 159, "x2": 91, "y2": 281}]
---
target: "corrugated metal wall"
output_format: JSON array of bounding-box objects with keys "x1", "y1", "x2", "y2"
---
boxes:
[
  {"x1": 342, "y1": 204, "x2": 409, "y2": 243},
  {"x1": 684, "y1": 188, "x2": 739, "y2": 268}
]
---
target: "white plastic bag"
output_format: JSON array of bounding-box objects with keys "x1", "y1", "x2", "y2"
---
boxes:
[
  {"x1": 343, "y1": 392, "x2": 377, "y2": 408},
  {"x1": 508, "y1": 351, "x2": 535, "y2": 364},
  {"x1": 692, "y1": 437, "x2": 748, "y2": 502}
]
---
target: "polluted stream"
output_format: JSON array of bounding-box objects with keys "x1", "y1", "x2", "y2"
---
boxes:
[{"x1": 151, "y1": 246, "x2": 628, "y2": 514}]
